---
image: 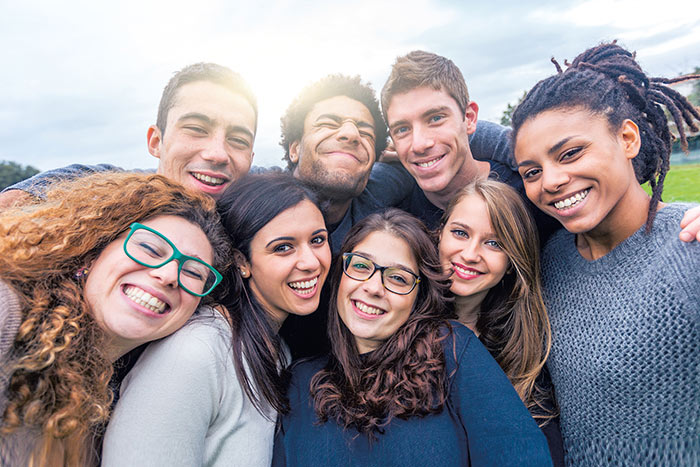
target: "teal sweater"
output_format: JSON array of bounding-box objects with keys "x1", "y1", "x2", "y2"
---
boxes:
[{"x1": 541, "y1": 203, "x2": 700, "y2": 466}]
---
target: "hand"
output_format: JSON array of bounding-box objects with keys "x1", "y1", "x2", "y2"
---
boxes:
[
  {"x1": 679, "y1": 205, "x2": 700, "y2": 242},
  {"x1": 380, "y1": 142, "x2": 400, "y2": 163}
]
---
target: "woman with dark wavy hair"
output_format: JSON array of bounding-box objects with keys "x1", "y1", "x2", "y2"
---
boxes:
[
  {"x1": 0, "y1": 172, "x2": 229, "y2": 467},
  {"x1": 274, "y1": 209, "x2": 551, "y2": 466},
  {"x1": 102, "y1": 173, "x2": 331, "y2": 466}
]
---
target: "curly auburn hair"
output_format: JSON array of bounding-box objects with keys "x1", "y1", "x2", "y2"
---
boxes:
[
  {"x1": 279, "y1": 74, "x2": 388, "y2": 171},
  {"x1": 511, "y1": 41, "x2": 700, "y2": 232},
  {"x1": 0, "y1": 172, "x2": 230, "y2": 466},
  {"x1": 310, "y1": 209, "x2": 453, "y2": 437},
  {"x1": 440, "y1": 179, "x2": 554, "y2": 425}
]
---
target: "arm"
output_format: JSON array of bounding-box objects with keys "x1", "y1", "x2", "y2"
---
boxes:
[
  {"x1": 365, "y1": 161, "x2": 418, "y2": 208},
  {"x1": 101, "y1": 319, "x2": 223, "y2": 466},
  {"x1": 449, "y1": 327, "x2": 552, "y2": 466},
  {"x1": 1, "y1": 163, "x2": 125, "y2": 200},
  {"x1": 469, "y1": 120, "x2": 516, "y2": 169},
  {"x1": 679, "y1": 205, "x2": 700, "y2": 242}
]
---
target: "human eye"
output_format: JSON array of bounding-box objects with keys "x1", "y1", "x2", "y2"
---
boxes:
[
  {"x1": 428, "y1": 114, "x2": 445, "y2": 124},
  {"x1": 134, "y1": 236, "x2": 168, "y2": 259},
  {"x1": 273, "y1": 243, "x2": 293, "y2": 254},
  {"x1": 450, "y1": 228, "x2": 468, "y2": 239},
  {"x1": 485, "y1": 239, "x2": 502, "y2": 250},
  {"x1": 520, "y1": 167, "x2": 541, "y2": 181},
  {"x1": 310, "y1": 234, "x2": 327, "y2": 246},
  {"x1": 228, "y1": 135, "x2": 251, "y2": 149},
  {"x1": 359, "y1": 129, "x2": 375, "y2": 141},
  {"x1": 316, "y1": 119, "x2": 340, "y2": 130},
  {"x1": 391, "y1": 126, "x2": 410, "y2": 138},
  {"x1": 386, "y1": 270, "x2": 410, "y2": 285},
  {"x1": 560, "y1": 147, "x2": 582, "y2": 161},
  {"x1": 183, "y1": 125, "x2": 207, "y2": 135},
  {"x1": 182, "y1": 264, "x2": 205, "y2": 281}
]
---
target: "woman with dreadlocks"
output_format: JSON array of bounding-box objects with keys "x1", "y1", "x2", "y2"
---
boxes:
[{"x1": 511, "y1": 42, "x2": 700, "y2": 465}]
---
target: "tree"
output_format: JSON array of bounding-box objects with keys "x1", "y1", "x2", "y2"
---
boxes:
[
  {"x1": 500, "y1": 91, "x2": 527, "y2": 127},
  {"x1": 0, "y1": 161, "x2": 40, "y2": 191},
  {"x1": 688, "y1": 67, "x2": 700, "y2": 107}
]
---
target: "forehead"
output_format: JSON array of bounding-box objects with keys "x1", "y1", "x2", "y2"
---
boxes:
[
  {"x1": 353, "y1": 230, "x2": 417, "y2": 270},
  {"x1": 447, "y1": 194, "x2": 492, "y2": 229},
  {"x1": 252, "y1": 200, "x2": 325, "y2": 244},
  {"x1": 386, "y1": 85, "x2": 461, "y2": 123},
  {"x1": 166, "y1": 80, "x2": 257, "y2": 134},
  {"x1": 304, "y1": 95, "x2": 374, "y2": 128}
]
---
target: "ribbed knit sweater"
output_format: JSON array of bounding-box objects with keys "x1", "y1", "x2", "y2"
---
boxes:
[{"x1": 541, "y1": 203, "x2": 699, "y2": 466}]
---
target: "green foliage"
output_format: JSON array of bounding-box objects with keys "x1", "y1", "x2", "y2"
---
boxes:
[
  {"x1": 643, "y1": 164, "x2": 700, "y2": 203},
  {"x1": 0, "y1": 160, "x2": 40, "y2": 191},
  {"x1": 500, "y1": 91, "x2": 527, "y2": 127}
]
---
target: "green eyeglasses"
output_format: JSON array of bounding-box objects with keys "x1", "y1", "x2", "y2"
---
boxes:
[
  {"x1": 342, "y1": 252, "x2": 421, "y2": 295},
  {"x1": 123, "y1": 223, "x2": 222, "y2": 297}
]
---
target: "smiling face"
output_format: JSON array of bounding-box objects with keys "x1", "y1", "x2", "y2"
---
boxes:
[
  {"x1": 148, "y1": 80, "x2": 257, "y2": 199},
  {"x1": 514, "y1": 107, "x2": 642, "y2": 236},
  {"x1": 290, "y1": 95, "x2": 376, "y2": 200},
  {"x1": 386, "y1": 86, "x2": 479, "y2": 197},
  {"x1": 85, "y1": 215, "x2": 213, "y2": 360},
  {"x1": 337, "y1": 230, "x2": 419, "y2": 354},
  {"x1": 245, "y1": 200, "x2": 331, "y2": 327},
  {"x1": 439, "y1": 194, "x2": 510, "y2": 303}
]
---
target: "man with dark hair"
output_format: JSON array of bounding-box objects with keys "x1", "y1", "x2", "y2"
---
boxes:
[
  {"x1": 278, "y1": 74, "x2": 412, "y2": 252},
  {"x1": 1, "y1": 62, "x2": 258, "y2": 205}
]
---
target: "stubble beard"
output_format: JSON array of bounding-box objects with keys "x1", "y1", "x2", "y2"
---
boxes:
[{"x1": 298, "y1": 158, "x2": 370, "y2": 203}]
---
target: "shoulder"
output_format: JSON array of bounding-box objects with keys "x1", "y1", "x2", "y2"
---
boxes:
[
  {"x1": 289, "y1": 355, "x2": 327, "y2": 383},
  {"x1": 441, "y1": 322, "x2": 480, "y2": 368}
]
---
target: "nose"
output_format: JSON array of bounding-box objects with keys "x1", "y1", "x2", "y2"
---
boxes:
[
  {"x1": 460, "y1": 240, "x2": 482, "y2": 264},
  {"x1": 541, "y1": 164, "x2": 570, "y2": 193},
  {"x1": 200, "y1": 130, "x2": 231, "y2": 165},
  {"x1": 336, "y1": 120, "x2": 361, "y2": 144},
  {"x1": 149, "y1": 260, "x2": 180, "y2": 288},
  {"x1": 411, "y1": 125, "x2": 434, "y2": 155},
  {"x1": 296, "y1": 244, "x2": 322, "y2": 272},
  {"x1": 361, "y1": 270, "x2": 385, "y2": 297}
]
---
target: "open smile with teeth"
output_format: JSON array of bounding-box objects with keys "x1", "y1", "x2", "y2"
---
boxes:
[
  {"x1": 453, "y1": 264, "x2": 483, "y2": 278},
  {"x1": 192, "y1": 172, "x2": 227, "y2": 186},
  {"x1": 123, "y1": 285, "x2": 169, "y2": 314},
  {"x1": 353, "y1": 300, "x2": 385, "y2": 316},
  {"x1": 416, "y1": 155, "x2": 444, "y2": 168},
  {"x1": 553, "y1": 189, "x2": 590, "y2": 210},
  {"x1": 288, "y1": 277, "x2": 318, "y2": 296}
]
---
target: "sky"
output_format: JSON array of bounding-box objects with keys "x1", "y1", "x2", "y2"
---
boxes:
[{"x1": 1, "y1": 0, "x2": 699, "y2": 171}]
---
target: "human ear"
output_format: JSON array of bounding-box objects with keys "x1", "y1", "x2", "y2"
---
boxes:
[
  {"x1": 464, "y1": 101, "x2": 480, "y2": 135},
  {"x1": 147, "y1": 125, "x2": 163, "y2": 160},
  {"x1": 289, "y1": 141, "x2": 301, "y2": 164},
  {"x1": 233, "y1": 250, "x2": 251, "y2": 278},
  {"x1": 620, "y1": 119, "x2": 641, "y2": 160}
]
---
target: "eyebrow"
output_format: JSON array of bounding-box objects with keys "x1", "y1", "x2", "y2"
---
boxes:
[
  {"x1": 517, "y1": 135, "x2": 577, "y2": 169},
  {"x1": 316, "y1": 113, "x2": 374, "y2": 130},
  {"x1": 353, "y1": 250, "x2": 417, "y2": 274},
  {"x1": 178, "y1": 112, "x2": 255, "y2": 140},
  {"x1": 448, "y1": 221, "x2": 497, "y2": 239},
  {"x1": 388, "y1": 105, "x2": 451, "y2": 131},
  {"x1": 264, "y1": 228, "x2": 328, "y2": 248}
]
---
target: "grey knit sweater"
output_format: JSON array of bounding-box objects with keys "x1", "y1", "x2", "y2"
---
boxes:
[{"x1": 541, "y1": 203, "x2": 699, "y2": 466}]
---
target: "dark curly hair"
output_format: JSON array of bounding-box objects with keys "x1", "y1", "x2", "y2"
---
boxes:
[
  {"x1": 511, "y1": 41, "x2": 700, "y2": 232},
  {"x1": 310, "y1": 209, "x2": 453, "y2": 437},
  {"x1": 279, "y1": 74, "x2": 388, "y2": 171}
]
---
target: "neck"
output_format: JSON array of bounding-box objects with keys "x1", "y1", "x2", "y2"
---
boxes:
[
  {"x1": 424, "y1": 158, "x2": 491, "y2": 210},
  {"x1": 576, "y1": 185, "x2": 658, "y2": 261},
  {"x1": 454, "y1": 292, "x2": 487, "y2": 336},
  {"x1": 322, "y1": 197, "x2": 353, "y2": 226}
]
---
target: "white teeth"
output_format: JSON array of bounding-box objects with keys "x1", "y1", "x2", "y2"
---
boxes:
[
  {"x1": 453, "y1": 265, "x2": 482, "y2": 277},
  {"x1": 192, "y1": 173, "x2": 226, "y2": 185},
  {"x1": 288, "y1": 278, "x2": 318, "y2": 295},
  {"x1": 416, "y1": 156, "x2": 442, "y2": 168},
  {"x1": 554, "y1": 189, "x2": 590, "y2": 210},
  {"x1": 354, "y1": 300, "x2": 385, "y2": 315},
  {"x1": 124, "y1": 285, "x2": 168, "y2": 314}
]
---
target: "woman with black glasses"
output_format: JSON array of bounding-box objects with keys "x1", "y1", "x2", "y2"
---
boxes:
[
  {"x1": 0, "y1": 172, "x2": 228, "y2": 466},
  {"x1": 273, "y1": 209, "x2": 551, "y2": 466}
]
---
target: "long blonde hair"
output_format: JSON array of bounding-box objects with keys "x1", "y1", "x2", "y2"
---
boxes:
[{"x1": 440, "y1": 179, "x2": 554, "y2": 423}]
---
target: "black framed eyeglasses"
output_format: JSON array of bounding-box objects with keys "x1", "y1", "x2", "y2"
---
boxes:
[
  {"x1": 123, "y1": 223, "x2": 222, "y2": 297},
  {"x1": 342, "y1": 252, "x2": 420, "y2": 295}
]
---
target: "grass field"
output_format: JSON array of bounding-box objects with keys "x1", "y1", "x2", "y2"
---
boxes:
[{"x1": 643, "y1": 164, "x2": 700, "y2": 203}]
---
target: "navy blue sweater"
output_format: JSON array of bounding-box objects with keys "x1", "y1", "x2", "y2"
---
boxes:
[{"x1": 273, "y1": 323, "x2": 552, "y2": 466}]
